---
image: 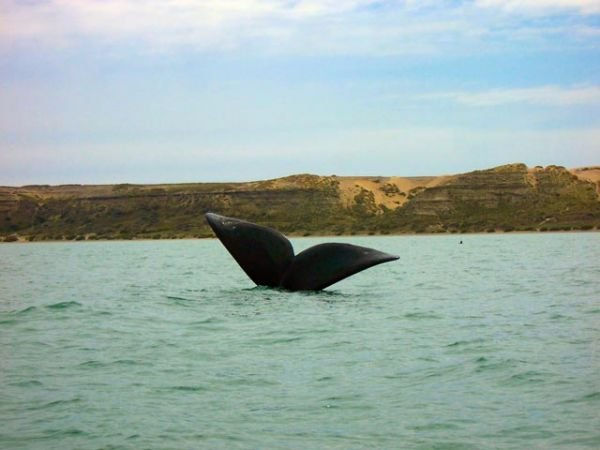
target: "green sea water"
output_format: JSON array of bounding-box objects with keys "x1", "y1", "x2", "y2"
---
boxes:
[{"x1": 1, "y1": 233, "x2": 599, "y2": 449}]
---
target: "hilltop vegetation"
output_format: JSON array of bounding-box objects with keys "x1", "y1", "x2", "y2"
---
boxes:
[{"x1": 1, "y1": 164, "x2": 599, "y2": 241}]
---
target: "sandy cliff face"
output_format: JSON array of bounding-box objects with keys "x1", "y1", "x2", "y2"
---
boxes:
[
  {"x1": 571, "y1": 166, "x2": 600, "y2": 194},
  {"x1": 335, "y1": 176, "x2": 444, "y2": 210},
  {"x1": 396, "y1": 164, "x2": 599, "y2": 232},
  {"x1": 1, "y1": 163, "x2": 599, "y2": 241}
]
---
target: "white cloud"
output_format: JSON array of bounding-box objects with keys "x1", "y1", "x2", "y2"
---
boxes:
[
  {"x1": 1, "y1": 0, "x2": 598, "y2": 54},
  {"x1": 0, "y1": 0, "x2": 462, "y2": 54},
  {"x1": 0, "y1": 0, "x2": 378, "y2": 44},
  {"x1": 475, "y1": 0, "x2": 600, "y2": 15},
  {"x1": 420, "y1": 85, "x2": 600, "y2": 107}
]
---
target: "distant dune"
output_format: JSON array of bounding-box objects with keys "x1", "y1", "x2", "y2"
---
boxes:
[
  {"x1": 570, "y1": 166, "x2": 600, "y2": 194},
  {"x1": 1, "y1": 163, "x2": 599, "y2": 241}
]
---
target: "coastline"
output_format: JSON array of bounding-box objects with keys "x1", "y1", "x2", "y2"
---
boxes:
[
  {"x1": 2, "y1": 164, "x2": 599, "y2": 244},
  {"x1": 2, "y1": 228, "x2": 598, "y2": 244}
]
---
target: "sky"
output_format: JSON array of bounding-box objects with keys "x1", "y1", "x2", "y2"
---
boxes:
[{"x1": 1, "y1": 0, "x2": 599, "y2": 185}]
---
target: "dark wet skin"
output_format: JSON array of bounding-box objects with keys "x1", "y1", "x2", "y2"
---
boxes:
[{"x1": 205, "y1": 213, "x2": 399, "y2": 291}]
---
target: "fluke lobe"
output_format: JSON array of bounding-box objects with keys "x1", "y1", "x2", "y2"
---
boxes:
[{"x1": 205, "y1": 213, "x2": 399, "y2": 291}]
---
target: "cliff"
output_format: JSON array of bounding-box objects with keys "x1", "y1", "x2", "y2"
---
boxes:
[{"x1": 1, "y1": 164, "x2": 598, "y2": 241}]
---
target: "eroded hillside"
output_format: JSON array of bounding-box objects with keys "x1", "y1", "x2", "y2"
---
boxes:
[{"x1": 1, "y1": 164, "x2": 598, "y2": 241}]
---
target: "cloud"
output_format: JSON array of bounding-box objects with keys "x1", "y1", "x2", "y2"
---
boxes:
[
  {"x1": 1, "y1": 0, "x2": 598, "y2": 54},
  {"x1": 0, "y1": 0, "x2": 378, "y2": 45},
  {"x1": 0, "y1": 1, "x2": 462, "y2": 55},
  {"x1": 475, "y1": 0, "x2": 600, "y2": 15},
  {"x1": 420, "y1": 85, "x2": 600, "y2": 107}
]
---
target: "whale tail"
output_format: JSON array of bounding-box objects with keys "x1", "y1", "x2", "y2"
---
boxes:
[{"x1": 205, "y1": 213, "x2": 398, "y2": 291}]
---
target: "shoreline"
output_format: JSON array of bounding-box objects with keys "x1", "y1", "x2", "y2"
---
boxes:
[
  {"x1": 3, "y1": 164, "x2": 598, "y2": 245},
  {"x1": 2, "y1": 228, "x2": 598, "y2": 244}
]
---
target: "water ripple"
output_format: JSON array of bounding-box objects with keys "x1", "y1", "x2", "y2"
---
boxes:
[
  {"x1": 1, "y1": 234, "x2": 599, "y2": 449},
  {"x1": 45, "y1": 301, "x2": 82, "y2": 310}
]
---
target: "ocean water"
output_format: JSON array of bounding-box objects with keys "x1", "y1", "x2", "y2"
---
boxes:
[{"x1": 1, "y1": 233, "x2": 599, "y2": 449}]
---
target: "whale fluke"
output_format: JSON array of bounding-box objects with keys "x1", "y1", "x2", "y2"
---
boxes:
[
  {"x1": 205, "y1": 213, "x2": 293, "y2": 287},
  {"x1": 205, "y1": 213, "x2": 398, "y2": 291},
  {"x1": 279, "y1": 243, "x2": 398, "y2": 291}
]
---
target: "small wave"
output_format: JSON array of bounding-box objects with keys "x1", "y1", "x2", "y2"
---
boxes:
[
  {"x1": 16, "y1": 306, "x2": 37, "y2": 314},
  {"x1": 168, "y1": 385, "x2": 207, "y2": 392},
  {"x1": 46, "y1": 301, "x2": 82, "y2": 310},
  {"x1": 193, "y1": 317, "x2": 218, "y2": 324},
  {"x1": 383, "y1": 373, "x2": 406, "y2": 380},
  {"x1": 323, "y1": 394, "x2": 362, "y2": 402},
  {"x1": 447, "y1": 338, "x2": 486, "y2": 347},
  {"x1": 43, "y1": 428, "x2": 86, "y2": 437},
  {"x1": 320, "y1": 396, "x2": 372, "y2": 411},
  {"x1": 224, "y1": 377, "x2": 278, "y2": 387},
  {"x1": 583, "y1": 391, "x2": 600, "y2": 401},
  {"x1": 560, "y1": 391, "x2": 600, "y2": 404},
  {"x1": 294, "y1": 328, "x2": 332, "y2": 336},
  {"x1": 44, "y1": 399, "x2": 81, "y2": 408},
  {"x1": 404, "y1": 311, "x2": 442, "y2": 319},
  {"x1": 423, "y1": 370, "x2": 448, "y2": 379},
  {"x1": 419, "y1": 362, "x2": 464, "y2": 380},
  {"x1": 185, "y1": 287, "x2": 207, "y2": 293},
  {"x1": 316, "y1": 376, "x2": 334, "y2": 382},
  {"x1": 27, "y1": 397, "x2": 81, "y2": 411},
  {"x1": 549, "y1": 313, "x2": 572, "y2": 320},
  {"x1": 497, "y1": 425, "x2": 555, "y2": 439},
  {"x1": 503, "y1": 370, "x2": 549, "y2": 385},
  {"x1": 79, "y1": 359, "x2": 142, "y2": 368},
  {"x1": 240, "y1": 285, "x2": 344, "y2": 298},
  {"x1": 299, "y1": 289, "x2": 344, "y2": 298},
  {"x1": 474, "y1": 357, "x2": 520, "y2": 373},
  {"x1": 112, "y1": 359, "x2": 140, "y2": 366},
  {"x1": 410, "y1": 422, "x2": 460, "y2": 431},
  {"x1": 166, "y1": 295, "x2": 194, "y2": 302},
  {"x1": 414, "y1": 357, "x2": 439, "y2": 364},
  {"x1": 254, "y1": 336, "x2": 303, "y2": 345},
  {"x1": 0, "y1": 319, "x2": 17, "y2": 325},
  {"x1": 79, "y1": 360, "x2": 103, "y2": 368},
  {"x1": 557, "y1": 436, "x2": 600, "y2": 447},
  {"x1": 190, "y1": 317, "x2": 222, "y2": 326},
  {"x1": 9, "y1": 380, "x2": 43, "y2": 388},
  {"x1": 241, "y1": 286, "x2": 272, "y2": 292},
  {"x1": 166, "y1": 295, "x2": 196, "y2": 307}
]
